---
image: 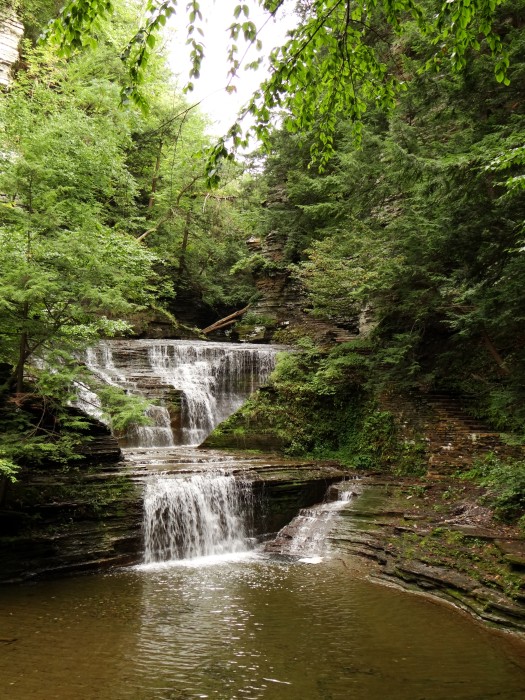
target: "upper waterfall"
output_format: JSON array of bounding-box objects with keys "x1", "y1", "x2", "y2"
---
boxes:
[{"x1": 80, "y1": 339, "x2": 282, "y2": 447}]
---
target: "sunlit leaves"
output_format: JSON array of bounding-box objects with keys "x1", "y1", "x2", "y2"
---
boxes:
[
  {"x1": 120, "y1": 1, "x2": 178, "y2": 105},
  {"x1": 0, "y1": 40, "x2": 159, "y2": 379},
  {"x1": 42, "y1": 0, "x2": 114, "y2": 54},
  {"x1": 205, "y1": 0, "x2": 509, "y2": 178},
  {"x1": 433, "y1": 0, "x2": 507, "y2": 74},
  {"x1": 45, "y1": 0, "x2": 510, "y2": 179},
  {"x1": 487, "y1": 145, "x2": 525, "y2": 193}
]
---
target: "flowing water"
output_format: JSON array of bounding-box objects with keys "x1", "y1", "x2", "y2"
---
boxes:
[
  {"x1": 266, "y1": 483, "x2": 360, "y2": 561},
  {"x1": 2, "y1": 480, "x2": 525, "y2": 699},
  {"x1": 143, "y1": 473, "x2": 253, "y2": 563},
  {"x1": 2, "y1": 556, "x2": 525, "y2": 700},
  {"x1": 79, "y1": 339, "x2": 280, "y2": 446},
  {"x1": 4, "y1": 340, "x2": 525, "y2": 698}
]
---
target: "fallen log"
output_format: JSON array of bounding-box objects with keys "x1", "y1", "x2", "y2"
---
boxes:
[{"x1": 202, "y1": 305, "x2": 250, "y2": 334}]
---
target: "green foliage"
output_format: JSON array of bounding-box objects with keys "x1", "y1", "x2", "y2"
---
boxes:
[
  {"x1": 0, "y1": 396, "x2": 90, "y2": 469},
  {"x1": 0, "y1": 455, "x2": 19, "y2": 483},
  {"x1": 462, "y1": 453, "x2": 525, "y2": 523},
  {"x1": 0, "y1": 33, "x2": 166, "y2": 390},
  {"x1": 213, "y1": 340, "x2": 426, "y2": 473},
  {"x1": 230, "y1": 252, "x2": 284, "y2": 277},
  {"x1": 96, "y1": 385, "x2": 152, "y2": 432},
  {"x1": 487, "y1": 144, "x2": 525, "y2": 194},
  {"x1": 38, "y1": 0, "x2": 513, "y2": 181},
  {"x1": 332, "y1": 404, "x2": 427, "y2": 474},
  {"x1": 43, "y1": 0, "x2": 115, "y2": 55},
  {"x1": 0, "y1": 1, "x2": 265, "y2": 471},
  {"x1": 236, "y1": 312, "x2": 277, "y2": 333},
  {"x1": 257, "y1": 1, "x2": 525, "y2": 433}
]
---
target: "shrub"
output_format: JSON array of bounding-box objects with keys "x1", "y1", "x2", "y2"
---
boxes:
[{"x1": 462, "y1": 454, "x2": 525, "y2": 523}]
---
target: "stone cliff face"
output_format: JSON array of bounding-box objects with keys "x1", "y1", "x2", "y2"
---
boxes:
[
  {"x1": 0, "y1": 461, "x2": 144, "y2": 582},
  {"x1": 329, "y1": 477, "x2": 525, "y2": 634},
  {"x1": 236, "y1": 232, "x2": 358, "y2": 343},
  {"x1": 0, "y1": 445, "x2": 346, "y2": 583},
  {"x1": 0, "y1": 9, "x2": 23, "y2": 88}
]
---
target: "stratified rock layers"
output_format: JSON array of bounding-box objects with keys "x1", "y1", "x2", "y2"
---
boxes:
[
  {"x1": 0, "y1": 449, "x2": 346, "y2": 582},
  {"x1": 0, "y1": 10, "x2": 23, "y2": 88}
]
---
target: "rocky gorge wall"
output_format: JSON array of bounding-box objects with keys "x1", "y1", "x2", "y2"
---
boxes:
[
  {"x1": 204, "y1": 383, "x2": 525, "y2": 634},
  {"x1": 235, "y1": 232, "x2": 358, "y2": 344},
  {"x1": 0, "y1": 446, "x2": 346, "y2": 583},
  {"x1": 330, "y1": 477, "x2": 525, "y2": 634},
  {"x1": 0, "y1": 9, "x2": 22, "y2": 88}
]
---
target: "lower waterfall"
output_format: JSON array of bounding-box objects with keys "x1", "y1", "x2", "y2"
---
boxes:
[{"x1": 143, "y1": 473, "x2": 253, "y2": 563}]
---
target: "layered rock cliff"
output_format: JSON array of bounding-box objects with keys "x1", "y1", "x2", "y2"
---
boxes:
[{"x1": 0, "y1": 9, "x2": 22, "y2": 88}]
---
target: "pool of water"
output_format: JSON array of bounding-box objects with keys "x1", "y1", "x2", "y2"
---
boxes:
[{"x1": 1, "y1": 554, "x2": 525, "y2": 699}]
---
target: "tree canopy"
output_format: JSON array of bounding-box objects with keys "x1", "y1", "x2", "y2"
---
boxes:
[
  {"x1": 256, "y1": 0, "x2": 525, "y2": 432},
  {"x1": 43, "y1": 0, "x2": 513, "y2": 177},
  {"x1": 0, "y1": 0, "x2": 259, "y2": 476},
  {"x1": 1, "y1": 0, "x2": 523, "y2": 481}
]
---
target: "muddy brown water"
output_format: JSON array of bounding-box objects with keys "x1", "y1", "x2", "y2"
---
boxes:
[{"x1": 1, "y1": 554, "x2": 525, "y2": 700}]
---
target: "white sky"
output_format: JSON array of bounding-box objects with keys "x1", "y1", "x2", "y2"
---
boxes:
[{"x1": 167, "y1": 0, "x2": 296, "y2": 135}]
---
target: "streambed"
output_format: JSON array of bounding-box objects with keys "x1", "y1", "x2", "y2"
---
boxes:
[{"x1": 1, "y1": 554, "x2": 525, "y2": 700}]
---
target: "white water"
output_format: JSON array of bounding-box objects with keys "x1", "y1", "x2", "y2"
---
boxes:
[
  {"x1": 143, "y1": 473, "x2": 253, "y2": 563},
  {"x1": 80, "y1": 339, "x2": 280, "y2": 447},
  {"x1": 127, "y1": 406, "x2": 175, "y2": 448},
  {"x1": 147, "y1": 342, "x2": 277, "y2": 445},
  {"x1": 76, "y1": 339, "x2": 282, "y2": 564},
  {"x1": 270, "y1": 482, "x2": 359, "y2": 560}
]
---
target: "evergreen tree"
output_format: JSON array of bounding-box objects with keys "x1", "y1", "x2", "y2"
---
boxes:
[{"x1": 261, "y1": 0, "x2": 525, "y2": 430}]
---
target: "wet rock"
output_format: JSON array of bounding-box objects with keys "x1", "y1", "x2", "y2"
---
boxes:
[
  {"x1": 0, "y1": 448, "x2": 348, "y2": 583},
  {"x1": 393, "y1": 560, "x2": 476, "y2": 592},
  {"x1": 328, "y1": 479, "x2": 525, "y2": 633},
  {"x1": 0, "y1": 467, "x2": 144, "y2": 583}
]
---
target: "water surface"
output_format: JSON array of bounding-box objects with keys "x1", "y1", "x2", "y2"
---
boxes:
[{"x1": 1, "y1": 555, "x2": 525, "y2": 699}]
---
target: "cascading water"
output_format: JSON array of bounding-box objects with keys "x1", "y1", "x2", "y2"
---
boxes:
[
  {"x1": 143, "y1": 473, "x2": 252, "y2": 563},
  {"x1": 127, "y1": 406, "x2": 175, "y2": 448},
  {"x1": 77, "y1": 338, "x2": 281, "y2": 563},
  {"x1": 266, "y1": 481, "x2": 360, "y2": 560},
  {"x1": 81, "y1": 339, "x2": 280, "y2": 447}
]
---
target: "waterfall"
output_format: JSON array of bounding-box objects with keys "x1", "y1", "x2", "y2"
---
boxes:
[
  {"x1": 77, "y1": 339, "x2": 282, "y2": 565},
  {"x1": 266, "y1": 482, "x2": 359, "y2": 560},
  {"x1": 126, "y1": 406, "x2": 175, "y2": 448},
  {"x1": 143, "y1": 473, "x2": 252, "y2": 563},
  {"x1": 81, "y1": 339, "x2": 281, "y2": 447}
]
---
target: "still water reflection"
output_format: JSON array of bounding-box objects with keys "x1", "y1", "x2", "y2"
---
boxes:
[{"x1": 1, "y1": 555, "x2": 525, "y2": 699}]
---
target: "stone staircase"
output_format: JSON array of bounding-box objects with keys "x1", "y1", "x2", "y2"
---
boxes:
[
  {"x1": 380, "y1": 390, "x2": 524, "y2": 477},
  {"x1": 423, "y1": 394, "x2": 508, "y2": 476}
]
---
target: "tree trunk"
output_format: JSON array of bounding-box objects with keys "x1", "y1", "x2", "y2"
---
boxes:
[
  {"x1": 178, "y1": 209, "x2": 192, "y2": 273},
  {"x1": 0, "y1": 476, "x2": 8, "y2": 508},
  {"x1": 148, "y1": 141, "x2": 163, "y2": 210},
  {"x1": 202, "y1": 306, "x2": 250, "y2": 334},
  {"x1": 483, "y1": 333, "x2": 510, "y2": 376},
  {"x1": 15, "y1": 302, "x2": 29, "y2": 394}
]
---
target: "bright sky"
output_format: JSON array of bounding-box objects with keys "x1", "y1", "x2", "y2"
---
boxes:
[{"x1": 167, "y1": 0, "x2": 296, "y2": 135}]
